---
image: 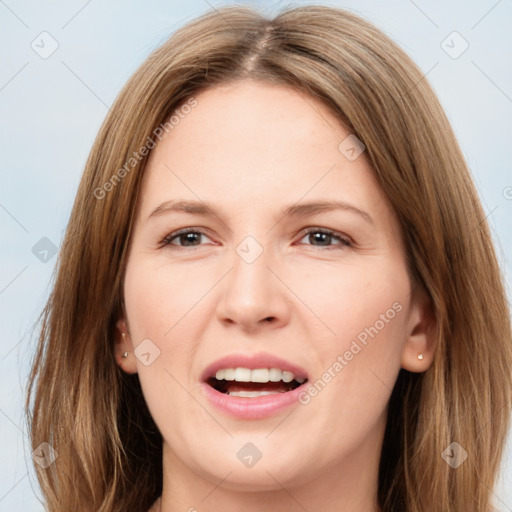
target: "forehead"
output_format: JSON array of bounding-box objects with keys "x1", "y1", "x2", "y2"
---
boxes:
[
  {"x1": 137, "y1": 80, "x2": 388, "y2": 227},
  {"x1": 168, "y1": 80, "x2": 346, "y2": 160}
]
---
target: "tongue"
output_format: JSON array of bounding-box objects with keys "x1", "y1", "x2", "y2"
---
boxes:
[{"x1": 225, "y1": 381, "x2": 291, "y2": 393}]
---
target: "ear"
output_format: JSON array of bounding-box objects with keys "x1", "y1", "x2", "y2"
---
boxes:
[
  {"x1": 114, "y1": 316, "x2": 138, "y2": 374},
  {"x1": 401, "y1": 286, "x2": 437, "y2": 373}
]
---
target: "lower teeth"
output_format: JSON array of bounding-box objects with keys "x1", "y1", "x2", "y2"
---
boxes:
[{"x1": 227, "y1": 390, "x2": 285, "y2": 397}]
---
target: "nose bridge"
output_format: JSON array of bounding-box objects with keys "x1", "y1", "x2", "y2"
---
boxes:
[{"x1": 217, "y1": 233, "x2": 289, "y2": 328}]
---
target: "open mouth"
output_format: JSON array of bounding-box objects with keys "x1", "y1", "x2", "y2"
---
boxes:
[{"x1": 206, "y1": 368, "x2": 308, "y2": 397}]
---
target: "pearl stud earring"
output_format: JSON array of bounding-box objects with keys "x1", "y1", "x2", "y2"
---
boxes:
[{"x1": 417, "y1": 353, "x2": 424, "y2": 360}]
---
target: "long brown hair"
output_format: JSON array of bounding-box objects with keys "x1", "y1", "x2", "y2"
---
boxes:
[{"x1": 26, "y1": 5, "x2": 512, "y2": 511}]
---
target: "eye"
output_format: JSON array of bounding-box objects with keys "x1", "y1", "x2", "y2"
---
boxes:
[
  {"x1": 160, "y1": 228, "x2": 213, "y2": 248},
  {"x1": 297, "y1": 228, "x2": 352, "y2": 249},
  {"x1": 160, "y1": 227, "x2": 352, "y2": 250}
]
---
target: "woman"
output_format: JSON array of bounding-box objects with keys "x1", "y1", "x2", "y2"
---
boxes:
[{"x1": 26, "y1": 5, "x2": 512, "y2": 511}]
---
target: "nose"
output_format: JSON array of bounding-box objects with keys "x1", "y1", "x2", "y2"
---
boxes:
[{"x1": 216, "y1": 242, "x2": 291, "y2": 332}]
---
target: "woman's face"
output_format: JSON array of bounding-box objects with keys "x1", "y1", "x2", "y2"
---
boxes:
[{"x1": 117, "y1": 79, "x2": 433, "y2": 492}]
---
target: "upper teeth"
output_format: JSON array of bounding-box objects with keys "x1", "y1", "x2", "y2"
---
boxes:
[{"x1": 214, "y1": 367, "x2": 306, "y2": 384}]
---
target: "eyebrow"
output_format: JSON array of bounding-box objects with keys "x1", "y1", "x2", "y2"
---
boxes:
[{"x1": 147, "y1": 199, "x2": 374, "y2": 226}]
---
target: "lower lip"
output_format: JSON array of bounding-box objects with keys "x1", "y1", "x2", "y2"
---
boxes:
[{"x1": 200, "y1": 382, "x2": 306, "y2": 419}]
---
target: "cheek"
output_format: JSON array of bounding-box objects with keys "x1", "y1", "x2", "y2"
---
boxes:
[
  {"x1": 295, "y1": 256, "x2": 409, "y2": 346},
  {"x1": 299, "y1": 256, "x2": 408, "y2": 371},
  {"x1": 297, "y1": 261, "x2": 409, "y2": 431},
  {"x1": 123, "y1": 255, "x2": 209, "y2": 340},
  {"x1": 122, "y1": 256, "x2": 208, "y2": 432}
]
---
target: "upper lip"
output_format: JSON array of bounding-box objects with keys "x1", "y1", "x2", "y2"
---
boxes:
[{"x1": 200, "y1": 352, "x2": 309, "y2": 382}]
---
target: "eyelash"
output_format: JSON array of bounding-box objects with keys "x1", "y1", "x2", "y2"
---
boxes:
[{"x1": 160, "y1": 227, "x2": 353, "y2": 250}]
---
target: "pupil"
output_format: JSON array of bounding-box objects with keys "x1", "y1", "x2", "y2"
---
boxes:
[
  {"x1": 181, "y1": 233, "x2": 199, "y2": 246},
  {"x1": 311, "y1": 232, "x2": 330, "y2": 246}
]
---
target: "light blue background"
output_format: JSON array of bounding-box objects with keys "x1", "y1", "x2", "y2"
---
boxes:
[{"x1": 1, "y1": 0, "x2": 511, "y2": 510}]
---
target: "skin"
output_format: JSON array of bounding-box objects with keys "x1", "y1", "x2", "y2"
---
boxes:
[{"x1": 114, "y1": 79, "x2": 436, "y2": 512}]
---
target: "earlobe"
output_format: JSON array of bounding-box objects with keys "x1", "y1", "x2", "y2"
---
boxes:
[
  {"x1": 400, "y1": 287, "x2": 437, "y2": 373},
  {"x1": 114, "y1": 317, "x2": 138, "y2": 374}
]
